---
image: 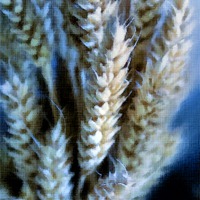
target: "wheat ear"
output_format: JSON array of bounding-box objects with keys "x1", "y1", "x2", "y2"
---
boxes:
[
  {"x1": 35, "y1": 119, "x2": 73, "y2": 200},
  {"x1": 117, "y1": 0, "x2": 192, "y2": 198},
  {"x1": 87, "y1": 159, "x2": 129, "y2": 200},
  {"x1": 130, "y1": 0, "x2": 164, "y2": 40},
  {"x1": 78, "y1": 21, "x2": 133, "y2": 180},
  {"x1": 0, "y1": 61, "x2": 41, "y2": 198},
  {"x1": 131, "y1": 0, "x2": 164, "y2": 57},
  {"x1": 89, "y1": 136, "x2": 177, "y2": 199}
]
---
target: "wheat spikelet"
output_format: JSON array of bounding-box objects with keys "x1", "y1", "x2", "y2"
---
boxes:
[
  {"x1": 87, "y1": 159, "x2": 128, "y2": 199},
  {"x1": 130, "y1": 0, "x2": 164, "y2": 57},
  {"x1": 150, "y1": 0, "x2": 192, "y2": 102},
  {"x1": 35, "y1": 119, "x2": 74, "y2": 200},
  {"x1": 130, "y1": 0, "x2": 164, "y2": 40},
  {"x1": 0, "y1": 61, "x2": 41, "y2": 197},
  {"x1": 78, "y1": 21, "x2": 133, "y2": 180},
  {"x1": 125, "y1": 0, "x2": 164, "y2": 98}
]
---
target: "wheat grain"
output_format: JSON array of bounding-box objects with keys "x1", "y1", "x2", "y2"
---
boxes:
[{"x1": 20, "y1": 183, "x2": 36, "y2": 200}]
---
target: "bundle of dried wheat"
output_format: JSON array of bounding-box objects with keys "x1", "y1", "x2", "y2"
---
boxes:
[{"x1": 0, "y1": 0, "x2": 193, "y2": 199}]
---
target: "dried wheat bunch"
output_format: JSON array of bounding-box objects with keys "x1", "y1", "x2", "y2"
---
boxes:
[{"x1": 0, "y1": 0, "x2": 193, "y2": 199}]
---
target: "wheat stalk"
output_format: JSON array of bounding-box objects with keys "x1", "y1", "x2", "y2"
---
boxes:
[{"x1": 35, "y1": 119, "x2": 73, "y2": 200}]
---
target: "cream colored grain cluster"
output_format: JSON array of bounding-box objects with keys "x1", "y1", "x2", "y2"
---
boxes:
[{"x1": 0, "y1": 0, "x2": 192, "y2": 199}]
